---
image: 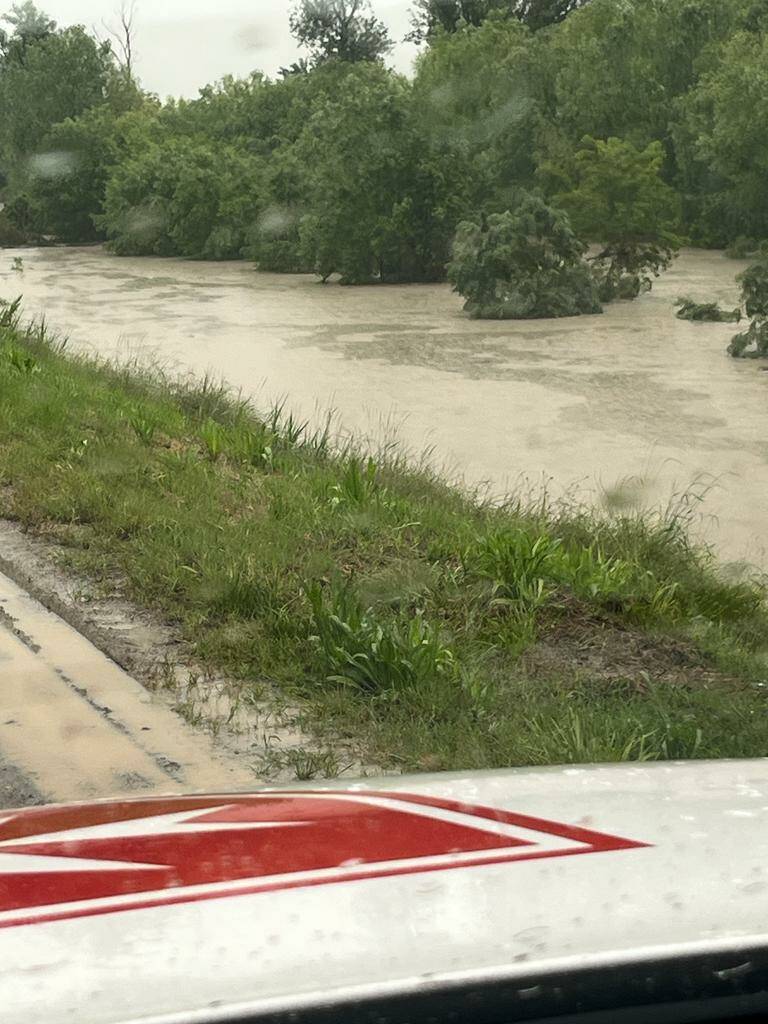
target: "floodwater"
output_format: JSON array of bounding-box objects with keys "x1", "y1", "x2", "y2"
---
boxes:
[{"x1": 2, "y1": 246, "x2": 767, "y2": 570}]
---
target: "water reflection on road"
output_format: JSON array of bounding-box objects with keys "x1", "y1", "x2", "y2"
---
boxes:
[{"x1": 2, "y1": 246, "x2": 766, "y2": 570}]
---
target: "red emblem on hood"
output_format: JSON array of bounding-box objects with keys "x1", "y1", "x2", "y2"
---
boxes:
[{"x1": 0, "y1": 791, "x2": 648, "y2": 928}]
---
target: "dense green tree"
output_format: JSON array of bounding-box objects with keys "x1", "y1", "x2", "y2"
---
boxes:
[
  {"x1": 412, "y1": 15, "x2": 545, "y2": 224},
  {"x1": 407, "y1": 0, "x2": 588, "y2": 41},
  {"x1": 0, "y1": 20, "x2": 112, "y2": 165},
  {"x1": 0, "y1": 1, "x2": 54, "y2": 65},
  {"x1": 0, "y1": 6, "x2": 120, "y2": 242},
  {"x1": 447, "y1": 193, "x2": 601, "y2": 318},
  {"x1": 241, "y1": 65, "x2": 394, "y2": 272},
  {"x1": 20, "y1": 97, "x2": 153, "y2": 242},
  {"x1": 292, "y1": 63, "x2": 449, "y2": 283},
  {"x1": 20, "y1": 107, "x2": 121, "y2": 241},
  {"x1": 288, "y1": 0, "x2": 392, "y2": 66},
  {"x1": 169, "y1": 74, "x2": 284, "y2": 151},
  {"x1": 98, "y1": 134, "x2": 266, "y2": 259},
  {"x1": 739, "y1": 258, "x2": 768, "y2": 321},
  {"x1": 86, "y1": 67, "x2": 352, "y2": 267},
  {"x1": 673, "y1": 28, "x2": 768, "y2": 245},
  {"x1": 554, "y1": 137, "x2": 681, "y2": 299},
  {"x1": 542, "y1": 0, "x2": 739, "y2": 162}
]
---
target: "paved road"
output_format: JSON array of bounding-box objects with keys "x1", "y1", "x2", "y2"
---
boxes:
[{"x1": 0, "y1": 569, "x2": 258, "y2": 806}]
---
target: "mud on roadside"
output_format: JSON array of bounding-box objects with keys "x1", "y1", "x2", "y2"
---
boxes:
[{"x1": 0, "y1": 518, "x2": 371, "y2": 784}]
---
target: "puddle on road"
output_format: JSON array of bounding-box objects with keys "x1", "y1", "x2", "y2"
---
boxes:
[{"x1": 1, "y1": 245, "x2": 766, "y2": 569}]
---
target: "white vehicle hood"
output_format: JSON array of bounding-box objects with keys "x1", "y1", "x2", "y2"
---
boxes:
[{"x1": 1, "y1": 759, "x2": 767, "y2": 1023}]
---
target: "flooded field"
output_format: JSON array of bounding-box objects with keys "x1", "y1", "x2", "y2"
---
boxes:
[{"x1": 2, "y1": 246, "x2": 766, "y2": 570}]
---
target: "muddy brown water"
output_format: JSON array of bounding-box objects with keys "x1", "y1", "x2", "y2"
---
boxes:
[{"x1": 2, "y1": 246, "x2": 766, "y2": 571}]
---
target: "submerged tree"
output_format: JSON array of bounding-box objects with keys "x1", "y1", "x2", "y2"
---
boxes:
[
  {"x1": 447, "y1": 192, "x2": 602, "y2": 319},
  {"x1": 675, "y1": 297, "x2": 741, "y2": 323},
  {"x1": 554, "y1": 137, "x2": 682, "y2": 301},
  {"x1": 728, "y1": 251, "x2": 768, "y2": 357},
  {"x1": 724, "y1": 236, "x2": 761, "y2": 259},
  {"x1": 288, "y1": 0, "x2": 392, "y2": 66}
]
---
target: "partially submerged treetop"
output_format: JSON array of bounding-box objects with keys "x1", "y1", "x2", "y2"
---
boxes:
[
  {"x1": 729, "y1": 248, "x2": 768, "y2": 357},
  {"x1": 737, "y1": 252, "x2": 768, "y2": 320},
  {"x1": 675, "y1": 298, "x2": 741, "y2": 323},
  {"x1": 447, "y1": 191, "x2": 602, "y2": 319}
]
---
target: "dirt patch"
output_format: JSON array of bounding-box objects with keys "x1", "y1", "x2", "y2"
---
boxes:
[
  {"x1": 0, "y1": 518, "x2": 373, "y2": 782},
  {"x1": 0, "y1": 759, "x2": 43, "y2": 809},
  {"x1": 524, "y1": 601, "x2": 735, "y2": 689}
]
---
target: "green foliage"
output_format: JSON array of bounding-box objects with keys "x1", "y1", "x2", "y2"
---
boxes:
[
  {"x1": 548, "y1": 0, "x2": 737, "y2": 150},
  {"x1": 99, "y1": 137, "x2": 266, "y2": 259},
  {"x1": 249, "y1": 230, "x2": 308, "y2": 273},
  {"x1": 672, "y1": 25, "x2": 768, "y2": 244},
  {"x1": 462, "y1": 529, "x2": 558, "y2": 619},
  {"x1": 1, "y1": 2, "x2": 53, "y2": 39},
  {"x1": 0, "y1": 209, "x2": 26, "y2": 245},
  {"x1": 725, "y1": 236, "x2": 761, "y2": 260},
  {"x1": 19, "y1": 104, "x2": 128, "y2": 242},
  {"x1": 460, "y1": 525, "x2": 688, "y2": 624},
  {"x1": 308, "y1": 582, "x2": 456, "y2": 697},
  {"x1": 289, "y1": 1, "x2": 392, "y2": 66},
  {"x1": 737, "y1": 254, "x2": 768, "y2": 319},
  {"x1": 328, "y1": 457, "x2": 382, "y2": 509},
  {"x1": 0, "y1": 2, "x2": 54, "y2": 68},
  {"x1": 447, "y1": 194, "x2": 602, "y2": 319},
  {"x1": 407, "y1": 0, "x2": 588, "y2": 42},
  {"x1": 729, "y1": 250, "x2": 768, "y2": 357},
  {"x1": 0, "y1": 193, "x2": 39, "y2": 241},
  {"x1": 0, "y1": 295, "x2": 22, "y2": 329},
  {"x1": 675, "y1": 298, "x2": 741, "y2": 323},
  {"x1": 2, "y1": 342, "x2": 40, "y2": 374},
  {"x1": 728, "y1": 320, "x2": 768, "y2": 359},
  {"x1": 295, "y1": 63, "x2": 450, "y2": 283},
  {"x1": 411, "y1": 15, "x2": 544, "y2": 221},
  {"x1": 0, "y1": 4, "x2": 133, "y2": 243},
  {"x1": 3, "y1": 0, "x2": 768, "y2": 271},
  {"x1": 0, "y1": 21, "x2": 112, "y2": 164},
  {"x1": 555, "y1": 137, "x2": 681, "y2": 300},
  {"x1": 128, "y1": 406, "x2": 156, "y2": 445}
]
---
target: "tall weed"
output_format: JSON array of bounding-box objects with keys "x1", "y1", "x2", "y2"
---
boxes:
[{"x1": 307, "y1": 582, "x2": 455, "y2": 697}]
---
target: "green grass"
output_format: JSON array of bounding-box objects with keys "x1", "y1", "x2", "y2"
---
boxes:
[{"x1": 1, "y1": 307, "x2": 767, "y2": 773}]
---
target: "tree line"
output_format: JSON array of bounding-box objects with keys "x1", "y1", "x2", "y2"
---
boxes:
[{"x1": 1, "y1": 0, "x2": 768, "y2": 291}]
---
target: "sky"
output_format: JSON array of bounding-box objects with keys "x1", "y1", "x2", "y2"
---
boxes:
[{"x1": 33, "y1": 0, "x2": 420, "y2": 98}]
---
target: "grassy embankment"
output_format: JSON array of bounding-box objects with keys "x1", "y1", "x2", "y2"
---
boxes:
[{"x1": 1, "y1": 297, "x2": 767, "y2": 774}]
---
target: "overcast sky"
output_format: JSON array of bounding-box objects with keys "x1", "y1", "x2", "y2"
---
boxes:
[{"x1": 33, "y1": 1, "x2": 419, "y2": 98}]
